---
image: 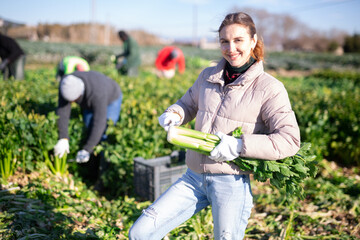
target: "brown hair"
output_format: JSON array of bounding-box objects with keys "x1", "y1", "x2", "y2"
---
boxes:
[{"x1": 218, "y1": 12, "x2": 265, "y2": 62}]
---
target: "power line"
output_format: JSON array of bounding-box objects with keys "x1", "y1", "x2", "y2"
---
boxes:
[{"x1": 287, "y1": 0, "x2": 357, "y2": 13}]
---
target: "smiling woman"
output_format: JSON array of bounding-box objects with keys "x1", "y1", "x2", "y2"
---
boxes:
[
  {"x1": 129, "y1": 11, "x2": 301, "y2": 240},
  {"x1": 219, "y1": 14, "x2": 259, "y2": 68},
  {"x1": 219, "y1": 24, "x2": 256, "y2": 67},
  {"x1": 217, "y1": 12, "x2": 265, "y2": 85}
]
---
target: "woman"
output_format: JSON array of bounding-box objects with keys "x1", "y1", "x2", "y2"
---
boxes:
[{"x1": 129, "y1": 12, "x2": 300, "y2": 240}]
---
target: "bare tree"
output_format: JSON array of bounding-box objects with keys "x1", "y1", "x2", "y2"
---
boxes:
[{"x1": 228, "y1": 6, "x2": 348, "y2": 52}]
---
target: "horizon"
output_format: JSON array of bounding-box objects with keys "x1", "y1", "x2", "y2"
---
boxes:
[{"x1": 1, "y1": 0, "x2": 359, "y2": 41}]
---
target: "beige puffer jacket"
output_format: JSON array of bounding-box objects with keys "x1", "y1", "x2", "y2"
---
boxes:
[{"x1": 166, "y1": 59, "x2": 301, "y2": 174}]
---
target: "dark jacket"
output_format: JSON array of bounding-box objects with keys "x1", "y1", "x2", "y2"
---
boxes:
[
  {"x1": 0, "y1": 34, "x2": 25, "y2": 63},
  {"x1": 57, "y1": 71, "x2": 122, "y2": 152},
  {"x1": 117, "y1": 37, "x2": 141, "y2": 69}
]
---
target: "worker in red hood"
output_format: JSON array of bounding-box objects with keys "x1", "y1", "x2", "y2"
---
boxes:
[{"x1": 155, "y1": 46, "x2": 185, "y2": 79}]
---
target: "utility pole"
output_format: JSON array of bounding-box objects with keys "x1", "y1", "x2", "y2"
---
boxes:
[
  {"x1": 90, "y1": 0, "x2": 96, "y2": 44},
  {"x1": 192, "y1": 4, "x2": 198, "y2": 47},
  {"x1": 104, "y1": 14, "x2": 110, "y2": 46}
]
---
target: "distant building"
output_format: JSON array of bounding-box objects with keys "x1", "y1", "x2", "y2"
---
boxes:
[
  {"x1": 334, "y1": 46, "x2": 344, "y2": 56},
  {"x1": 0, "y1": 17, "x2": 25, "y2": 34},
  {"x1": 1, "y1": 17, "x2": 163, "y2": 46},
  {"x1": 199, "y1": 38, "x2": 219, "y2": 50}
]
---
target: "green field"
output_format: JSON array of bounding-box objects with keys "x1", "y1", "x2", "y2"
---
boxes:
[{"x1": 0, "y1": 41, "x2": 359, "y2": 239}]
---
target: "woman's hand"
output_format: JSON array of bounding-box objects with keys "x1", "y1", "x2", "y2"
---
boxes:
[
  {"x1": 158, "y1": 112, "x2": 181, "y2": 131},
  {"x1": 209, "y1": 132, "x2": 243, "y2": 162}
]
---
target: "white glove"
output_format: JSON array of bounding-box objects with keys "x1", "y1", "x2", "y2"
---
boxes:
[
  {"x1": 158, "y1": 112, "x2": 181, "y2": 131},
  {"x1": 209, "y1": 132, "x2": 243, "y2": 162},
  {"x1": 54, "y1": 138, "x2": 70, "y2": 158},
  {"x1": 76, "y1": 149, "x2": 90, "y2": 163}
]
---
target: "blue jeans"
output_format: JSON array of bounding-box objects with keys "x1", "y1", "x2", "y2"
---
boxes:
[
  {"x1": 83, "y1": 94, "x2": 122, "y2": 141},
  {"x1": 129, "y1": 168, "x2": 253, "y2": 240}
]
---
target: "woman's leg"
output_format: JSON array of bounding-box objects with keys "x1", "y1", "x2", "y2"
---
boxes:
[
  {"x1": 207, "y1": 174, "x2": 253, "y2": 240},
  {"x1": 129, "y1": 169, "x2": 210, "y2": 240}
]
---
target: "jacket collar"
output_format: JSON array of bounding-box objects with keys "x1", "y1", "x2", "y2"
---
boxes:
[{"x1": 207, "y1": 58, "x2": 264, "y2": 87}]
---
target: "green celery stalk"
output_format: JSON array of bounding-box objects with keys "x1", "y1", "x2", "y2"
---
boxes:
[
  {"x1": 167, "y1": 126, "x2": 219, "y2": 155},
  {"x1": 166, "y1": 126, "x2": 318, "y2": 199}
]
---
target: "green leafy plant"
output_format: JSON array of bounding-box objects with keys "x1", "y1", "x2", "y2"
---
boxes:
[
  {"x1": 1, "y1": 49, "x2": 359, "y2": 239},
  {"x1": 167, "y1": 126, "x2": 318, "y2": 199},
  {"x1": 44, "y1": 150, "x2": 68, "y2": 177},
  {"x1": 0, "y1": 148, "x2": 17, "y2": 182}
]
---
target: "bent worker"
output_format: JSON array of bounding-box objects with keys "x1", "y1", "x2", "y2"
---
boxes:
[
  {"x1": 55, "y1": 56, "x2": 90, "y2": 81},
  {"x1": 155, "y1": 46, "x2": 185, "y2": 79},
  {"x1": 0, "y1": 33, "x2": 26, "y2": 80},
  {"x1": 53, "y1": 71, "x2": 122, "y2": 189}
]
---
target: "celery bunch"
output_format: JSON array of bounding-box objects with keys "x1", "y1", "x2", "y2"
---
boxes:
[
  {"x1": 167, "y1": 126, "x2": 220, "y2": 155},
  {"x1": 167, "y1": 126, "x2": 318, "y2": 199}
]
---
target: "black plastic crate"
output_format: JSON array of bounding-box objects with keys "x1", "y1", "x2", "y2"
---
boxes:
[{"x1": 133, "y1": 151, "x2": 187, "y2": 201}]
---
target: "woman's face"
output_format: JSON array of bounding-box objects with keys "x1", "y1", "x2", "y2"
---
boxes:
[{"x1": 219, "y1": 24, "x2": 257, "y2": 68}]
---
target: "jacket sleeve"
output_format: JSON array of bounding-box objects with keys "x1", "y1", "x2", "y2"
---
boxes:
[
  {"x1": 116, "y1": 40, "x2": 130, "y2": 58},
  {"x1": 240, "y1": 82, "x2": 301, "y2": 160},
  {"x1": 82, "y1": 99, "x2": 108, "y2": 153},
  {"x1": 165, "y1": 70, "x2": 204, "y2": 124},
  {"x1": 155, "y1": 49, "x2": 166, "y2": 70},
  {"x1": 57, "y1": 93, "x2": 72, "y2": 140}
]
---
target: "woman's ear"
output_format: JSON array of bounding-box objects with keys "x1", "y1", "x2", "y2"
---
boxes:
[{"x1": 252, "y1": 34, "x2": 258, "y2": 49}]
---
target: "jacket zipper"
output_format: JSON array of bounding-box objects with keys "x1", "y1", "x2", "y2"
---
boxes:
[{"x1": 209, "y1": 85, "x2": 230, "y2": 133}]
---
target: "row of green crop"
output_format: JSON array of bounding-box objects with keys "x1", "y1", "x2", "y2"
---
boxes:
[
  {"x1": 284, "y1": 70, "x2": 360, "y2": 167},
  {"x1": 18, "y1": 39, "x2": 221, "y2": 67},
  {"x1": 0, "y1": 65, "x2": 198, "y2": 195},
  {"x1": 265, "y1": 51, "x2": 360, "y2": 71},
  {"x1": 19, "y1": 40, "x2": 360, "y2": 71},
  {"x1": 1, "y1": 55, "x2": 360, "y2": 196},
  {"x1": 1, "y1": 54, "x2": 360, "y2": 239},
  {"x1": 0, "y1": 71, "x2": 84, "y2": 181},
  {"x1": 1, "y1": 160, "x2": 358, "y2": 239}
]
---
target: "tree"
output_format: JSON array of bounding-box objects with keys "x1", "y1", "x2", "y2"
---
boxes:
[
  {"x1": 228, "y1": 6, "x2": 349, "y2": 52},
  {"x1": 327, "y1": 41, "x2": 339, "y2": 52},
  {"x1": 343, "y1": 34, "x2": 360, "y2": 53}
]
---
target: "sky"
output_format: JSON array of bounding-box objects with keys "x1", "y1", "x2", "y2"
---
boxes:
[{"x1": 1, "y1": 0, "x2": 359, "y2": 41}]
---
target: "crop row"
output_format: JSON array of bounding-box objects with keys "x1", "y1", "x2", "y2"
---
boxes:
[
  {"x1": 1, "y1": 65, "x2": 359, "y2": 195},
  {"x1": 0, "y1": 50, "x2": 359, "y2": 238}
]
